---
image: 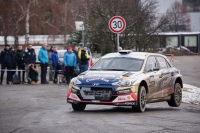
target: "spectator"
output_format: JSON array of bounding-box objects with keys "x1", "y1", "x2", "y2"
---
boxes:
[
  {"x1": 64, "y1": 46, "x2": 76, "y2": 84},
  {"x1": 48, "y1": 46, "x2": 54, "y2": 81},
  {"x1": 10, "y1": 47, "x2": 16, "y2": 77},
  {"x1": 0, "y1": 44, "x2": 13, "y2": 85},
  {"x1": 78, "y1": 47, "x2": 90, "y2": 73},
  {"x1": 38, "y1": 43, "x2": 49, "y2": 84},
  {"x1": 25, "y1": 62, "x2": 38, "y2": 85},
  {"x1": 73, "y1": 46, "x2": 80, "y2": 76},
  {"x1": 23, "y1": 44, "x2": 36, "y2": 82},
  {"x1": 15, "y1": 45, "x2": 25, "y2": 83},
  {"x1": 52, "y1": 46, "x2": 59, "y2": 84}
]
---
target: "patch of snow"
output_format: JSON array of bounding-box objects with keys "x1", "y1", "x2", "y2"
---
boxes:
[
  {"x1": 182, "y1": 84, "x2": 200, "y2": 105},
  {"x1": 176, "y1": 46, "x2": 190, "y2": 52}
]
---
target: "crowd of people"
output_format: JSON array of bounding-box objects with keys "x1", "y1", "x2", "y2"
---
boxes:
[{"x1": 0, "y1": 44, "x2": 91, "y2": 85}]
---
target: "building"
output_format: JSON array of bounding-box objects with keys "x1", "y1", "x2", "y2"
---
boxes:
[
  {"x1": 157, "y1": 0, "x2": 200, "y2": 32},
  {"x1": 0, "y1": 35, "x2": 69, "y2": 50}
]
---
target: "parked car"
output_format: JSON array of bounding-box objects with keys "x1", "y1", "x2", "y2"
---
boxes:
[
  {"x1": 57, "y1": 50, "x2": 66, "y2": 64},
  {"x1": 66, "y1": 50, "x2": 183, "y2": 112}
]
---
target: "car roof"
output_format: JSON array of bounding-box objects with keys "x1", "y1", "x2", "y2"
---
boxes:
[{"x1": 102, "y1": 51, "x2": 166, "y2": 60}]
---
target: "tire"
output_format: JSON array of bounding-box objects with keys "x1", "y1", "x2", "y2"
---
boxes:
[
  {"x1": 132, "y1": 86, "x2": 146, "y2": 112},
  {"x1": 168, "y1": 83, "x2": 182, "y2": 107},
  {"x1": 72, "y1": 103, "x2": 86, "y2": 111}
]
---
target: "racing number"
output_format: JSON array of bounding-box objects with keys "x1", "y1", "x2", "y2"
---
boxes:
[{"x1": 112, "y1": 21, "x2": 122, "y2": 29}]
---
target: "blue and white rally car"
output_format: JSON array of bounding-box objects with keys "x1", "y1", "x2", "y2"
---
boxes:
[{"x1": 66, "y1": 50, "x2": 183, "y2": 112}]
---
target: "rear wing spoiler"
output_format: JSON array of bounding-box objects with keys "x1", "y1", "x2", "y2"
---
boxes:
[{"x1": 164, "y1": 54, "x2": 174, "y2": 63}]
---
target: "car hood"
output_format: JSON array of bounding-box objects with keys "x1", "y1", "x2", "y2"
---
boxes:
[{"x1": 77, "y1": 71, "x2": 139, "y2": 85}]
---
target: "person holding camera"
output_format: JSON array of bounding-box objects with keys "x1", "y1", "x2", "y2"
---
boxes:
[{"x1": 25, "y1": 62, "x2": 38, "y2": 85}]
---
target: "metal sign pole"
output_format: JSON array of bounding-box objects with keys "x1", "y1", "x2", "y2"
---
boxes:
[
  {"x1": 117, "y1": 33, "x2": 119, "y2": 51},
  {"x1": 82, "y1": 27, "x2": 84, "y2": 47}
]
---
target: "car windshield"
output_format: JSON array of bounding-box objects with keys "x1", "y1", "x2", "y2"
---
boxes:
[{"x1": 91, "y1": 57, "x2": 143, "y2": 71}]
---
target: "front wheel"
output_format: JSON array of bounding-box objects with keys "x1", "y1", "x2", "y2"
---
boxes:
[
  {"x1": 132, "y1": 86, "x2": 146, "y2": 112},
  {"x1": 72, "y1": 103, "x2": 86, "y2": 111},
  {"x1": 168, "y1": 83, "x2": 182, "y2": 107}
]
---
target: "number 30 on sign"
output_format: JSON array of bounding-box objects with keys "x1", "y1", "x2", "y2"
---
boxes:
[{"x1": 109, "y1": 16, "x2": 126, "y2": 34}]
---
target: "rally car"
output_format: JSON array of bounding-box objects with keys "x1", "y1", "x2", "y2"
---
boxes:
[{"x1": 66, "y1": 50, "x2": 183, "y2": 112}]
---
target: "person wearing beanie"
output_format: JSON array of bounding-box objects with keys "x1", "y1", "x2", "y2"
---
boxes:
[
  {"x1": 63, "y1": 45, "x2": 76, "y2": 84},
  {"x1": 0, "y1": 44, "x2": 13, "y2": 85}
]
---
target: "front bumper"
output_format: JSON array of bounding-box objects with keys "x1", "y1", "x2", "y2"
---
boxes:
[{"x1": 66, "y1": 91, "x2": 138, "y2": 106}]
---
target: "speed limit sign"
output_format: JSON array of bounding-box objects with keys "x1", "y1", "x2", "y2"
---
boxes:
[{"x1": 109, "y1": 16, "x2": 126, "y2": 33}]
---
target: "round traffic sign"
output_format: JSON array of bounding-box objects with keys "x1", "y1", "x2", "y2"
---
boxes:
[{"x1": 109, "y1": 16, "x2": 126, "y2": 33}]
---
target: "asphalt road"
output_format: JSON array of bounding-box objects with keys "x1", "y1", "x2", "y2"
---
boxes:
[
  {"x1": 172, "y1": 55, "x2": 200, "y2": 88},
  {"x1": 0, "y1": 55, "x2": 200, "y2": 133},
  {"x1": 0, "y1": 84, "x2": 200, "y2": 133}
]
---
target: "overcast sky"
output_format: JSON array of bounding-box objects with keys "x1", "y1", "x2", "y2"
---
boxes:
[{"x1": 156, "y1": 0, "x2": 182, "y2": 13}]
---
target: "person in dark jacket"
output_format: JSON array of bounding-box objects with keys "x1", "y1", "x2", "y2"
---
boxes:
[
  {"x1": 10, "y1": 47, "x2": 16, "y2": 77},
  {"x1": 0, "y1": 45, "x2": 13, "y2": 85},
  {"x1": 73, "y1": 46, "x2": 80, "y2": 76},
  {"x1": 52, "y1": 46, "x2": 59, "y2": 83},
  {"x1": 63, "y1": 46, "x2": 76, "y2": 84},
  {"x1": 23, "y1": 44, "x2": 36, "y2": 65},
  {"x1": 79, "y1": 47, "x2": 90, "y2": 73},
  {"x1": 38, "y1": 43, "x2": 49, "y2": 84},
  {"x1": 15, "y1": 45, "x2": 25, "y2": 83},
  {"x1": 23, "y1": 44, "x2": 36, "y2": 82}
]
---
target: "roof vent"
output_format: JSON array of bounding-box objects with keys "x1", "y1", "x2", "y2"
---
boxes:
[{"x1": 119, "y1": 50, "x2": 132, "y2": 54}]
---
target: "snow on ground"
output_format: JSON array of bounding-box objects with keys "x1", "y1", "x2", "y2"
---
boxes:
[{"x1": 183, "y1": 84, "x2": 200, "y2": 105}]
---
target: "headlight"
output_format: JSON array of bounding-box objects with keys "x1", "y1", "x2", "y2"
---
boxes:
[
  {"x1": 112, "y1": 80, "x2": 136, "y2": 87},
  {"x1": 71, "y1": 77, "x2": 82, "y2": 85},
  {"x1": 116, "y1": 89, "x2": 132, "y2": 95}
]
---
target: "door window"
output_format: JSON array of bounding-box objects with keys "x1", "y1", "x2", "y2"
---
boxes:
[
  {"x1": 145, "y1": 56, "x2": 158, "y2": 72},
  {"x1": 156, "y1": 56, "x2": 168, "y2": 69}
]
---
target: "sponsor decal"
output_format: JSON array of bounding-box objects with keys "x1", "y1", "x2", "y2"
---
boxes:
[
  {"x1": 124, "y1": 102, "x2": 135, "y2": 105},
  {"x1": 161, "y1": 77, "x2": 172, "y2": 88},
  {"x1": 86, "y1": 78, "x2": 109, "y2": 82},
  {"x1": 88, "y1": 74, "x2": 116, "y2": 78},
  {"x1": 149, "y1": 75, "x2": 155, "y2": 87},
  {"x1": 118, "y1": 97, "x2": 126, "y2": 100},
  {"x1": 113, "y1": 95, "x2": 134, "y2": 102}
]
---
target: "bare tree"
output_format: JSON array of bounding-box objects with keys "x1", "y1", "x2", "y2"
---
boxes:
[
  {"x1": 81, "y1": 0, "x2": 168, "y2": 54},
  {"x1": 165, "y1": 1, "x2": 191, "y2": 32}
]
